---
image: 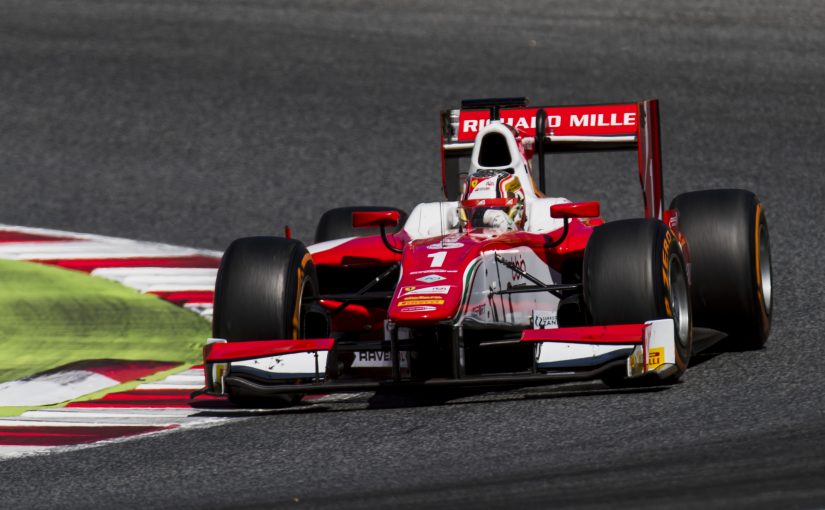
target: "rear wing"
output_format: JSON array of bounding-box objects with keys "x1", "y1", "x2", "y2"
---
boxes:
[{"x1": 440, "y1": 99, "x2": 663, "y2": 219}]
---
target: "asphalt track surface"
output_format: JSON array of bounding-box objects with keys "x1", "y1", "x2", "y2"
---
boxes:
[{"x1": 1, "y1": 0, "x2": 824, "y2": 508}]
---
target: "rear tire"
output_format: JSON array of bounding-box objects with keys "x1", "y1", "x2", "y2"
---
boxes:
[
  {"x1": 213, "y1": 236, "x2": 318, "y2": 406},
  {"x1": 583, "y1": 219, "x2": 692, "y2": 382},
  {"x1": 670, "y1": 189, "x2": 772, "y2": 350},
  {"x1": 314, "y1": 206, "x2": 407, "y2": 243}
]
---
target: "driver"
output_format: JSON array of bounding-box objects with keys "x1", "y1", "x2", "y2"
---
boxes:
[{"x1": 460, "y1": 169, "x2": 525, "y2": 231}]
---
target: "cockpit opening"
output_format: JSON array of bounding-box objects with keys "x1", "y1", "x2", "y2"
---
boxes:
[{"x1": 477, "y1": 132, "x2": 512, "y2": 167}]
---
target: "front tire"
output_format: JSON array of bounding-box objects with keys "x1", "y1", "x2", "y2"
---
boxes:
[
  {"x1": 670, "y1": 189, "x2": 772, "y2": 350},
  {"x1": 583, "y1": 219, "x2": 692, "y2": 382},
  {"x1": 213, "y1": 236, "x2": 318, "y2": 406}
]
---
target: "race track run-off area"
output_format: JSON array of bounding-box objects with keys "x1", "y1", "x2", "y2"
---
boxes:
[
  {"x1": 0, "y1": 225, "x2": 368, "y2": 460},
  {"x1": 0, "y1": 225, "x2": 226, "y2": 457},
  {"x1": 1, "y1": 0, "x2": 824, "y2": 508}
]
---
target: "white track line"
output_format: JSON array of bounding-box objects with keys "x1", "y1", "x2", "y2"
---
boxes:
[
  {"x1": 0, "y1": 241, "x2": 207, "y2": 260},
  {"x1": 143, "y1": 284, "x2": 216, "y2": 293},
  {"x1": 134, "y1": 383, "x2": 203, "y2": 390},
  {"x1": 0, "y1": 371, "x2": 121, "y2": 407},
  {"x1": 168, "y1": 369, "x2": 207, "y2": 378},
  {"x1": 0, "y1": 223, "x2": 222, "y2": 258},
  {"x1": 121, "y1": 276, "x2": 215, "y2": 292},
  {"x1": 92, "y1": 269, "x2": 218, "y2": 291},
  {"x1": 0, "y1": 420, "x2": 180, "y2": 427},
  {"x1": 24, "y1": 410, "x2": 200, "y2": 419},
  {"x1": 91, "y1": 268, "x2": 219, "y2": 278},
  {"x1": 0, "y1": 224, "x2": 93, "y2": 240},
  {"x1": 156, "y1": 370, "x2": 203, "y2": 382},
  {"x1": 0, "y1": 446, "x2": 53, "y2": 459},
  {"x1": 9, "y1": 414, "x2": 227, "y2": 427}
]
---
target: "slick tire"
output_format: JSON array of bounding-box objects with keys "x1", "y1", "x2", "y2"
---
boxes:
[
  {"x1": 314, "y1": 206, "x2": 407, "y2": 243},
  {"x1": 583, "y1": 219, "x2": 692, "y2": 383},
  {"x1": 213, "y1": 236, "x2": 318, "y2": 407},
  {"x1": 669, "y1": 189, "x2": 772, "y2": 350}
]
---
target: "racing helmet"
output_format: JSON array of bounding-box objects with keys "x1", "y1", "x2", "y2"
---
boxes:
[{"x1": 460, "y1": 169, "x2": 525, "y2": 230}]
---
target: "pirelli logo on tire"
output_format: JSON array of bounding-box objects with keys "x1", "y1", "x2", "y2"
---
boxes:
[{"x1": 662, "y1": 229, "x2": 674, "y2": 318}]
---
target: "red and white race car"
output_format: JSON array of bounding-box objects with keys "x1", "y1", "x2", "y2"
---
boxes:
[{"x1": 197, "y1": 97, "x2": 772, "y2": 404}]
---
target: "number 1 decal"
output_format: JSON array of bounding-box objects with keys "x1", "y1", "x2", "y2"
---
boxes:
[{"x1": 427, "y1": 251, "x2": 447, "y2": 268}]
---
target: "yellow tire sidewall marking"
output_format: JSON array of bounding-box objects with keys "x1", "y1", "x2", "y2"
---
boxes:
[
  {"x1": 291, "y1": 252, "x2": 312, "y2": 340},
  {"x1": 754, "y1": 203, "x2": 765, "y2": 309}
]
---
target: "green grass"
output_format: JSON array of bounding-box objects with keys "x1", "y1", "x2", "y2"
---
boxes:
[{"x1": 0, "y1": 259, "x2": 210, "y2": 384}]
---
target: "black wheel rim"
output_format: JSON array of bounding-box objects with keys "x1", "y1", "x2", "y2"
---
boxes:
[{"x1": 758, "y1": 222, "x2": 772, "y2": 314}]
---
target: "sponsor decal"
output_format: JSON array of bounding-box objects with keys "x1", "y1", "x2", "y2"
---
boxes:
[
  {"x1": 352, "y1": 351, "x2": 409, "y2": 368},
  {"x1": 457, "y1": 104, "x2": 638, "y2": 141},
  {"x1": 399, "y1": 305, "x2": 437, "y2": 313},
  {"x1": 647, "y1": 347, "x2": 664, "y2": 370},
  {"x1": 499, "y1": 255, "x2": 526, "y2": 281},
  {"x1": 427, "y1": 242, "x2": 463, "y2": 250},
  {"x1": 427, "y1": 251, "x2": 448, "y2": 268},
  {"x1": 417, "y1": 274, "x2": 446, "y2": 283},
  {"x1": 532, "y1": 310, "x2": 558, "y2": 330},
  {"x1": 667, "y1": 210, "x2": 679, "y2": 229},
  {"x1": 504, "y1": 176, "x2": 522, "y2": 194},
  {"x1": 467, "y1": 302, "x2": 489, "y2": 321},
  {"x1": 398, "y1": 299, "x2": 444, "y2": 306},
  {"x1": 409, "y1": 269, "x2": 458, "y2": 275},
  {"x1": 467, "y1": 178, "x2": 499, "y2": 200},
  {"x1": 402, "y1": 285, "x2": 451, "y2": 296}
]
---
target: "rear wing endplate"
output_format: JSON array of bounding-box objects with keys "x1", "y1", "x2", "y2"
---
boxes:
[{"x1": 440, "y1": 99, "x2": 663, "y2": 219}]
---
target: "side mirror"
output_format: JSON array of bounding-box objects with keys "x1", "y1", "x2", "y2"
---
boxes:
[
  {"x1": 352, "y1": 210, "x2": 401, "y2": 229},
  {"x1": 550, "y1": 201, "x2": 600, "y2": 219}
]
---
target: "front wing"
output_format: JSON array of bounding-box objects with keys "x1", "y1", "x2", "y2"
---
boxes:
[{"x1": 197, "y1": 319, "x2": 677, "y2": 397}]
